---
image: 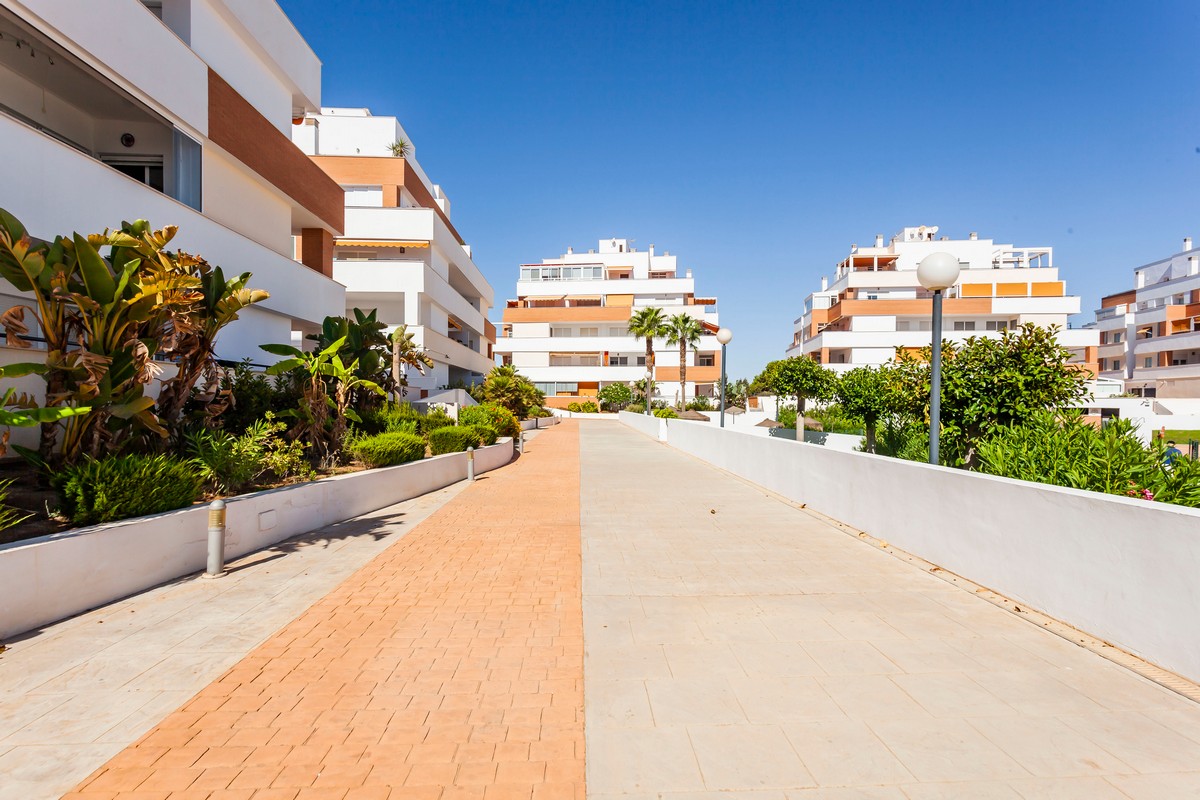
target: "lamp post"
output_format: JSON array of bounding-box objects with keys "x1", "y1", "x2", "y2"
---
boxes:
[
  {"x1": 916, "y1": 252, "x2": 961, "y2": 465},
  {"x1": 716, "y1": 327, "x2": 733, "y2": 427},
  {"x1": 644, "y1": 368, "x2": 653, "y2": 415}
]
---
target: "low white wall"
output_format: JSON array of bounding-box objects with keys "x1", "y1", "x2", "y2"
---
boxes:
[
  {"x1": 0, "y1": 439, "x2": 514, "y2": 640},
  {"x1": 618, "y1": 410, "x2": 665, "y2": 440},
  {"x1": 624, "y1": 417, "x2": 1200, "y2": 684},
  {"x1": 520, "y1": 416, "x2": 561, "y2": 431}
]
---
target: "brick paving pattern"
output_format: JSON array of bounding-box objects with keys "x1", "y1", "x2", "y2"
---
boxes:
[{"x1": 66, "y1": 423, "x2": 584, "y2": 800}]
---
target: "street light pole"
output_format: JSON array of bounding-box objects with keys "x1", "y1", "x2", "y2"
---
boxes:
[
  {"x1": 716, "y1": 328, "x2": 733, "y2": 428},
  {"x1": 644, "y1": 368, "x2": 653, "y2": 416},
  {"x1": 916, "y1": 253, "x2": 961, "y2": 466}
]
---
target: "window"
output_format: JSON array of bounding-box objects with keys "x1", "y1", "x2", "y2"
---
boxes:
[
  {"x1": 343, "y1": 185, "x2": 383, "y2": 206},
  {"x1": 1113, "y1": 332, "x2": 1122, "y2": 343},
  {"x1": 550, "y1": 327, "x2": 571, "y2": 338},
  {"x1": 698, "y1": 354, "x2": 715, "y2": 367},
  {"x1": 103, "y1": 155, "x2": 164, "y2": 192},
  {"x1": 608, "y1": 327, "x2": 625, "y2": 336},
  {"x1": 636, "y1": 355, "x2": 647, "y2": 366},
  {"x1": 1144, "y1": 357, "x2": 1153, "y2": 368},
  {"x1": 579, "y1": 327, "x2": 599, "y2": 337},
  {"x1": 609, "y1": 355, "x2": 630, "y2": 366},
  {"x1": 172, "y1": 129, "x2": 202, "y2": 211},
  {"x1": 984, "y1": 320, "x2": 1009, "y2": 331},
  {"x1": 953, "y1": 321, "x2": 976, "y2": 331}
]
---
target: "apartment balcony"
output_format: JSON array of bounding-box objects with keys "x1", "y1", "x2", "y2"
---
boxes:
[
  {"x1": 805, "y1": 327, "x2": 1097, "y2": 352},
  {"x1": 1098, "y1": 342, "x2": 1127, "y2": 358},
  {"x1": 513, "y1": 365, "x2": 648, "y2": 382},
  {"x1": 2, "y1": 115, "x2": 344, "y2": 362},
  {"x1": 413, "y1": 326, "x2": 494, "y2": 377},
  {"x1": 1132, "y1": 363, "x2": 1200, "y2": 381},
  {"x1": 344, "y1": 207, "x2": 491, "y2": 303},
  {"x1": 1133, "y1": 329, "x2": 1200, "y2": 356},
  {"x1": 516, "y1": 276, "x2": 695, "y2": 297},
  {"x1": 498, "y1": 336, "x2": 640, "y2": 353},
  {"x1": 335, "y1": 260, "x2": 486, "y2": 337}
]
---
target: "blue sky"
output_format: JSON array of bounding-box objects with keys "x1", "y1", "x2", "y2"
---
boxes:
[{"x1": 279, "y1": 0, "x2": 1200, "y2": 378}]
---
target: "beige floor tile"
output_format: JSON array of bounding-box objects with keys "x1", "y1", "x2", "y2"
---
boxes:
[
  {"x1": 732, "y1": 642, "x2": 826, "y2": 677},
  {"x1": 587, "y1": 727, "x2": 705, "y2": 793},
  {"x1": 1057, "y1": 711, "x2": 1200, "y2": 773},
  {"x1": 586, "y1": 642, "x2": 673, "y2": 680},
  {"x1": 645, "y1": 676, "x2": 748, "y2": 725},
  {"x1": 871, "y1": 639, "x2": 987, "y2": 674},
  {"x1": 867, "y1": 718, "x2": 1030, "y2": 782},
  {"x1": 726, "y1": 676, "x2": 844, "y2": 723},
  {"x1": 968, "y1": 716, "x2": 1134, "y2": 777},
  {"x1": 803, "y1": 642, "x2": 903, "y2": 675},
  {"x1": 891, "y1": 672, "x2": 1018, "y2": 718},
  {"x1": 817, "y1": 675, "x2": 930, "y2": 720},
  {"x1": 585, "y1": 680, "x2": 655, "y2": 729},
  {"x1": 900, "y1": 782, "x2": 1021, "y2": 799},
  {"x1": 787, "y1": 789, "x2": 908, "y2": 799},
  {"x1": 1104, "y1": 772, "x2": 1200, "y2": 799},
  {"x1": 783, "y1": 718, "x2": 915, "y2": 786},
  {"x1": 687, "y1": 724, "x2": 814, "y2": 789},
  {"x1": 663, "y1": 643, "x2": 748, "y2": 678},
  {"x1": 1007, "y1": 776, "x2": 1132, "y2": 799}
]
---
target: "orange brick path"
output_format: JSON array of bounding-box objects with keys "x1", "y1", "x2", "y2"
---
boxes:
[{"x1": 67, "y1": 423, "x2": 584, "y2": 800}]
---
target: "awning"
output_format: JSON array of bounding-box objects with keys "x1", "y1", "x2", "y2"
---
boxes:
[{"x1": 337, "y1": 240, "x2": 430, "y2": 248}]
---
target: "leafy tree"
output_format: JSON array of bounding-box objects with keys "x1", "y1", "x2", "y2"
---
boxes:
[
  {"x1": 307, "y1": 309, "x2": 392, "y2": 411},
  {"x1": 390, "y1": 324, "x2": 434, "y2": 402},
  {"x1": 754, "y1": 357, "x2": 836, "y2": 416},
  {"x1": 597, "y1": 382, "x2": 633, "y2": 411},
  {"x1": 835, "y1": 366, "x2": 899, "y2": 453},
  {"x1": 664, "y1": 313, "x2": 703, "y2": 409},
  {"x1": 628, "y1": 307, "x2": 668, "y2": 403},
  {"x1": 480, "y1": 365, "x2": 544, "y2": 419},
  {"x1": 890, "y1": 324, "x2": 1089, "y2": 466}
]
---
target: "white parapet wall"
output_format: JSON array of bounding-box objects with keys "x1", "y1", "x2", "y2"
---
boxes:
[
  {"x1": 0, "y1": 439, "x2": 514, "y2": 641},
  {"x1": 618, "y1": 412, "x2": 1200, "y2": 684}
]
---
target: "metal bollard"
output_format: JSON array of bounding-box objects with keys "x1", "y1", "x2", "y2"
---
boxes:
[
  {"x1": 205, "y1": 499, "x2": 227, "y2": 578},
  {"x1": 518, "y1": 430, "x2": 525, "y2": 454},
  {"x1": 466, "y1": 446, "x2": 475, "y2": 481}
]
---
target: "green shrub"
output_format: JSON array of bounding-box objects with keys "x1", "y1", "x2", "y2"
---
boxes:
[
  {"x1": 597, "y1": 383, "x2": 632, "y2": 411},
  {"x1": 807, "y1": 403, "x2": 865, "y2": 435},
  {"x1": 459, "y1": 403, "x2": 519, "y2": 438},
  {"x1": 188, "y1": 416, "x2": 288, "y2": 493},
  {"x1": 567, "y1": 402, "x2": 582, "y2": 413},
  {"x1": 625, "y1": 403, "x2": 645, "y2": 414},
  {"x1": 422, "y1": 407, "x2": 456, "y2": 432},
  {"x1": 0, "y1": 479, "x2": 30, "y2": 532},
  {"x1": 653, "y1": 407, "x2": 678, "y2": 418},
  {"x1": 357, "y1": 402, "x2": 422, "y2": 435},
  {"x1": 686, "y1": 397, "x2": 714, "y2": 411},
  {"x1": 777, "y1": 406, "x2": 798, "y2": 429},
  {"x1": 429, "y1": 426, "x2": 479, "y2": 455},
  {"x1": 580, "y1": 401, "x2": 599, "y2": 414},
  {"x1": 527, "y1": 406, "x2": 552, "y2": 418},
  {"x1": 464, "y1": 424, "x2": 498, "y2": 446},
  {"x1": 56, "y1": 455, "x2": 203, "y2": 525},
  {"x1": 350, "y1": 431, "x2": 427, "y2": 468}
]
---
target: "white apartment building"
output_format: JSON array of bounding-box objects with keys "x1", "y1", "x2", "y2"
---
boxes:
[
  {"x1": 493, "y1": 238, "x2": 721, "y2": 408},
  {"x1": 292, "y1": 108, "x2": 495, "y2": 396},
  {"x1": 1093, "y1": 237, "x2": 1200, "y2": 397},
  {"x1": 788, "y1": 226, "x2": 1098, "y2": 374},
  {"x1": 0, "y1": 0, "x2": 346, "y2": 363}
]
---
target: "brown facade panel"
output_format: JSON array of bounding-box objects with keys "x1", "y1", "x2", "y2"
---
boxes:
[
  {"x1": 298, "y1": 227, "x2": 334, "y2": 277},
  {"x1": 309, "y1": 155, "x2": 465, "y2": 245},
  {"x1": 1101, "y1": 289, "x2": 1137, "y2": 309},
  {"x1": 207, "y1": 69, "x2": 344, "y2": 233}
]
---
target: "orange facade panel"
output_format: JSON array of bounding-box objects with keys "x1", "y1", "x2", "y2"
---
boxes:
[
  {"x1": 1102, "y1": 289, "x2": 1137, "y2": 309},
  {"x1": 1031, "y1": 281, "x2": 1065, "y2": 297},
  {"x1": 996, "y1": 282, "x2": 1028, "y2": 297},
  {"x1": 501, "y1": 306, "x2": 633, "y2": 323},
  {"x1": 959, "y1": 284, "x2": 993, "y2": 298},
  {"x1": 606, "y1": 294, "x2": 634, "y2": 306},
  {"x1": 837, "y1": 298, "x2": 993, "y2": 316},
  {"x1": 655, "y1": 365, "x2": 721, "y2": 383}
]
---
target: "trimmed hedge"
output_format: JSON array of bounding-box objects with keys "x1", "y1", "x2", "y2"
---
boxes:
[
  {"x1": 466, "y1": 424, "x2": 498, "y2": 446},
  {"x1": 626, "y1": 403, "x2": 645, "y2": 414},
  {"x1": 653, "y1": 407, "x2": 678, "y2": 418},
  {"x1": 350, "y1": 431, "x2": 427, "y2": 468},
  {"x1": 56, "y1": 454, "x2": 203, "y2": 526},
  {"x1": 567, "y1": 402, "x2": 582, "y2": 412},
  {"x1": 459, "y1": 403, "x2": 519, "y2": 438},
  {"x1": 429, "y1": 426, "x2": 480, "y2": 455}
]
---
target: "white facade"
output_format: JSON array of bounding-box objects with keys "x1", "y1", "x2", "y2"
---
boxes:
[
  {"x1": 788, "y1": 226, "x2": 1097, "y2": 374},
  {"x1": 0, "y1": 0, "x2": 346, "y2": 363},
  {"x1": 494, "y1": 239, "x2": 722, "y2": 408},
  {"x1": 293, "y1": 108, "x2": 494, "y2": 394},
  {"x1": 1092, "y1": 237, "x2": 1200, "y2": 396}
]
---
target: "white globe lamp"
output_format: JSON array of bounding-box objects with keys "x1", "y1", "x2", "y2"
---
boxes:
[{"x1": 916, "y1": 252, "x2": 961, "y2": 292}]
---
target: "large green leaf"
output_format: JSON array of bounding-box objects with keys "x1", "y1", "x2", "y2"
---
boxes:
[
  {"x1": 260, "y1": 343, "x2": 303, "y2": 357},
  {"x1": 72, "y1": 233, "x2": 117, "y2": 305}
]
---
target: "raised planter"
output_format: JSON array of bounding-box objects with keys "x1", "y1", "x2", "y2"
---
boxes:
[
  {"x1": 520, "y1": 416, "x2": 561, "y2": 431},
  {"x1": 0, "y1": 438, "x2": 514, "y2": 640}
]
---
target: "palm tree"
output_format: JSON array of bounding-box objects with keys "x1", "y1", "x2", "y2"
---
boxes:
[
  {"x1": 390, "y1": 325, "x2": 433, "y2": 402},
  {"x1": 628, "y1": 307, "x2": 669, "y2": 408},
  {"x1": 665, "y1": 314, "x2": 703, "y2": 409}
]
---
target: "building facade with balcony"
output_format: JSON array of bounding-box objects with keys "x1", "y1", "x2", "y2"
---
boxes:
[
  {"x1": 787, "y1": 226, "x2": 1098, "y2": 374},
  {"x1": 1093, "y1": 237, "x2": 1200, "y2": 397},
  {"x1": 493, "y1": 238, "x2": 722, "y2": 408},
  {"x1": 292, "y1": 108, "x2": 495, "y2": 396},
  {"x1": 0, "y1": 0, "x2": 346, "y2": 362}
]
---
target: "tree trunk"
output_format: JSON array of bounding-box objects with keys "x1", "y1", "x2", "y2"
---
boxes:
[
  {"x1": 645, "y1": 339, "x2": 655, "y2": 405},
  {"x1": 678, "y1": 341, "x2": 686, "y2": 410},
  {"x1": 865, "y1": 422, "x2": 876, "y2": 454},
  {"x1": 798, "y1": 395, "x2": 806, "y2": 417}
]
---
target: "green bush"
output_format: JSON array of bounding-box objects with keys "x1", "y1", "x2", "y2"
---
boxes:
[
  {"x1": 188, "y1": 416, "x2": 286, "y2": 493},
  {"x1": 0, "y1": 479, "x2": 29, "y2": 532},
  {"x1": 56, "y1": 455, "x2": 203, "y2": 525},
  {"x1": 807, "y1": 404, "x2": 865, "y2": 435},
  {"x1": 777, "y1": 406, "x2": 798, "y2": 429},
  {"x1": 580, "y1": 401, "x2": 599, "y2": 414},
  {"x1": 686, "y1": 397, "x2": 714, "y2": 411},
  {"x1": 597, "y1": 383, "x2": 632, "y2": 411},
  {"x1": 527, "y1": 406, "x2": 552, "y2": 418},
  {"x1": 567, "y1": 402, "x2": 582, "y2": 413},
  {"x1": 465, "y1": 424, "x2": 498, "y2": 446},
  {"x1": 422, "y1": 407, "x2": 455, "y2": 432},
  {"x1": 429, "y1": 426, "x2": 480, "y2": 455},
  {"x1": 350, "y1": 431, "x2": 427, "y2": 468},
  {"x1": 459, "y1": 403, "x2": 519, "y2": 438},
  {"x1": 357, "y1": 402, "x2": 421, "y2": 435},
  {"x1": 625, "y1": 403, "x2": 645, "y2": 414},
  {"x1": 976, "y1": 412, "x2": 1200, "y2": 507},
  {"x1": 653, "y1": 407, "x2": 678, "y2": 419}
]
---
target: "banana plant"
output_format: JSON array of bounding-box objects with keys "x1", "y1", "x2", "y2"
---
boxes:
[{"x1": 262, "y1": 336, "x2": 384, "y2": 466}]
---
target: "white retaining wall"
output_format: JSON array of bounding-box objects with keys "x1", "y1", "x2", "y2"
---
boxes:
[
  {"x1": 520, "y1": 417, "x2": 562, "y2": 431},
  {"x1": 619, "y1": 413, "x2": 1200, "y2": 684},
  {"x1": 0, "y1": 439, "x2": 514, "y2": 640}
]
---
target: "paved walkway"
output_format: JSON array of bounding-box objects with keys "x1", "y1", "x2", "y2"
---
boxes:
[
  {"x1": 62, "y1": 424, "x2": 584, "y2": 800},
  {"x1": 0, "y1": 481, "x2": 471, "y2": 800},
  {"x1": 579, "y1": 423, "x2": 1200, "y2": 800}
]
